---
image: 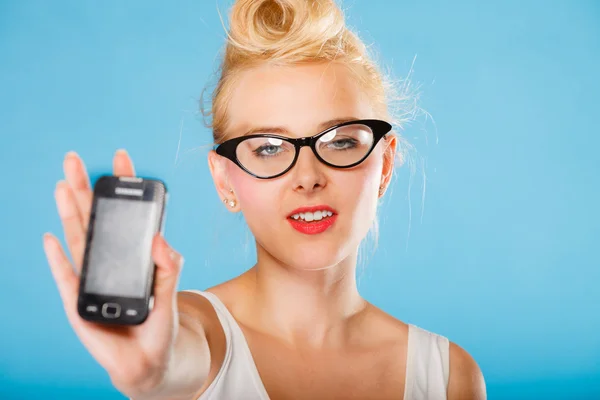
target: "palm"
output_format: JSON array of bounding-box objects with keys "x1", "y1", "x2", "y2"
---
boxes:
[
  {"x1": 71, "y1": 302, "x2": 174, "y2": 381},
  {"x1": 43, "y1": 150, "x2": 181, "y2": 393}
]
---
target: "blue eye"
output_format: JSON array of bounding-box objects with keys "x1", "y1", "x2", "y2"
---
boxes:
[
  {"x1": 328, "y1": 138, "x2": 358, "y2": 150},
  {"x1": 254, "y1": 144, "x2": 282, "y2": 156}
]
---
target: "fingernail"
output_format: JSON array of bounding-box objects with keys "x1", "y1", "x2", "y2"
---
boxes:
[
  {"x1": 42, "y1": 232, "x2": 51, "y2": 246},
  {"x1": 42, "y1": 233, "x2": 57, "y2": 260},
  {"x1": 55, "y1": 180, "x2": 67, "y2": 197},
  {"x1": 171, "y1": 249, "x2": 184, "y2": 266},
  {"x1": 115, "y1": 148, "x2": 128, "y2": 156}
]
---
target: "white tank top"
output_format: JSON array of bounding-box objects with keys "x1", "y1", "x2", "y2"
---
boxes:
[{"x1": 188, "y1": 290, "x2": 450, "y2": 400}]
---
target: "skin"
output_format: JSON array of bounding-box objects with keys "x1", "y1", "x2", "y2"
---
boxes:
[{"x1": 44, "y1": 62, "x2": 486, "y2": 399}]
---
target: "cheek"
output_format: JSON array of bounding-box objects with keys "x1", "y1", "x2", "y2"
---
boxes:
[
  {"x1": 342, "y1": 151, "x2": 384, "y2": 223},
  {"x1": 228, "y1": 165, "x2": 278, "y2": 215},
  {"x1": 346, "y1": 152, "x2": 383, "y2": 198}
]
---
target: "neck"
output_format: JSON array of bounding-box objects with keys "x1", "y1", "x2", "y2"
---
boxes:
[{"x1": 241, "y1": 242, "x2": 367, "y2": 349}]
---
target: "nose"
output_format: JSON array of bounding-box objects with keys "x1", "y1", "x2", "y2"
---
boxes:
[{"x1": 291, "y1": 146, "x2": 327, "y2": 194}]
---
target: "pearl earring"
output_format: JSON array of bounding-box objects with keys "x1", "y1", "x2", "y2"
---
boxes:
[{"x1": 223, "y1": 198, "x2": 236, "y2": 208}]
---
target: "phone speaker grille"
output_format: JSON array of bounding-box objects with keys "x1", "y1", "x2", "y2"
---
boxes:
[
  {"x1": 115, "y1": 187, "x2": 143, "y2": 196},
  {"x1": 118, "y1": 176, "x2": 143, "y2": 183}
]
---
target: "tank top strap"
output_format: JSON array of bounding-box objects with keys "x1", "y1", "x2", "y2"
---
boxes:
[
  {"x1": 403, "y1": 323, "x2": 450, "y2": 400},
  {"x1": 182, "y1": 290, "x2": 270, "y2": 400}
]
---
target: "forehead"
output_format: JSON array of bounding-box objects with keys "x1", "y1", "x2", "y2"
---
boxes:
[{"x1": 226, "y1": 62, "x2": 373, "y2": 137}]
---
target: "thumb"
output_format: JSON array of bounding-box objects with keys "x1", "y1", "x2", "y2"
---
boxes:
[{"x1": 151, "y1": 234, "x2": 184, "y2": 311}]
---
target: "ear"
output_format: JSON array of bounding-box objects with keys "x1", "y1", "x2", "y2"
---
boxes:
[
  {"x1": 208, "y1": 150, "x2": 238, "y2": 211},
  {"x1": 379, "y1": 134, "x2": 398, "y2": 198}
]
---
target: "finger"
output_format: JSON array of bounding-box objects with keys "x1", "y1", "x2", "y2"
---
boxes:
[
  {"x1": 55, "y1": 180, "x2": 86, "y2": 271},
  {"x1": 63, "y1": 151, "x2": 93, "y2": 228},
  {"x1": 149, "y1": 234, "x2": 184, "y2": 316},
  {"x1": 113, "y1": 149, "x2": 136, "y2": 177},
  {"x1": 43, "y1": 232, "x2": 80, "y2": 320}
]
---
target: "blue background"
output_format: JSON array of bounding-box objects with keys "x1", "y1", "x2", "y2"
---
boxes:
[{"x1": 1, "y1": 0, "x2": 599, "y2": 399}]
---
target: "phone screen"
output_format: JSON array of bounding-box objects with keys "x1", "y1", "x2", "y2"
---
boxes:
[{"x1": 84, "y1": 196, "x2": 159, "y2": 298}]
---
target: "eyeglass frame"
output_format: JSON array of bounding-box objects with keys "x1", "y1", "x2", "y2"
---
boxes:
[{"x1": 214, "y1": 119, "x2": 393, "y2": 179}]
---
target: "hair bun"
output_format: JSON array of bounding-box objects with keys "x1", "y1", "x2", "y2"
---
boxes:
[{"x1": 226, "y1": 0, "x2": 346, "y2": 60}]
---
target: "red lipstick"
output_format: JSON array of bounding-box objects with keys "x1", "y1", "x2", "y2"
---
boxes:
[{"x1": 287, "y1": 205, "x2": 338, "y2": 235}]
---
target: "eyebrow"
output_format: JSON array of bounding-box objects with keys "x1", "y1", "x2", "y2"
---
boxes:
[{"x1": 240, "y1": 117, "x2": 360, "y2": 137}]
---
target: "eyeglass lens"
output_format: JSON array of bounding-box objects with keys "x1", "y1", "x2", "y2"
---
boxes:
[{"x1": 235, "y1": 123, "x2": 375, "y2": 178}]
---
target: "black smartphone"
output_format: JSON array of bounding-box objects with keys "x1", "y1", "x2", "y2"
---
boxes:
[{"x1": 77, "y1": 175, "x2": 168, "y2": 325}]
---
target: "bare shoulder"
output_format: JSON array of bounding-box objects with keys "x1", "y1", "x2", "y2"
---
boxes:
[
  {"x1": 447, "y1": 341, "x2": 487, "y2": 400},
  {"x1": 176, "y1": 273, "x2": 251, "y2": 334},
  {"x1": 360, "y1": 302, "x2": 410, "y2": 345},
  {"x1": 366, "y1": 303, "x2": 486, "y2": 399},
  {"x1": 177, "y1": 290, "x2": 221, "y2": 329},
  {"x1": 176, "y1": 273, "x2": 248, "y2": 326}
]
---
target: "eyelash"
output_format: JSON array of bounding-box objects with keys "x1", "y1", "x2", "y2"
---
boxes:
[
  {"x1": 324, "y1": 138, "x2": 357, "y2": 150},
  {"x1": 253, "y1": 145, "x2": 286, "y2": 158}
]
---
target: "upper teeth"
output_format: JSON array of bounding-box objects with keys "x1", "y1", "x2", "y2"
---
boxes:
[{"x1": 291, "y1": 210, "x2": 333, "y2": 221}]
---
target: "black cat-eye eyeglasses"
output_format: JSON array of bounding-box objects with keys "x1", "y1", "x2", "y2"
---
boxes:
[{"x1": 214, "y1": 119, "x2": 392, "y2": 179}]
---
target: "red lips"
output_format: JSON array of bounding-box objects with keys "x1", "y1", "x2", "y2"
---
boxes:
[{"x1": 287, "y1": 205, "x2": 338, "y2": 235}]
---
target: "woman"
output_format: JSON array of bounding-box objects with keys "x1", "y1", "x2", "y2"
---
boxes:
[{"x1": 43, "y1": 0, "x2": 486, "y2": 399}]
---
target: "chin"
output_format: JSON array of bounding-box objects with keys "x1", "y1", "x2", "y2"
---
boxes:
[
  {"x1": 282, "y1": 246, "x2": 349, "y2": 272},
  {"x1": 256, "y1": 225, "x2": 357, "y2": 271}
]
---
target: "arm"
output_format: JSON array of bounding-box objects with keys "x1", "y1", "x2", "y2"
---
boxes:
[
  {"x1": 130, "y1": 292, "x2": 226, "y2": 400},
  {"x1": 447, "y1": 342, "x2": 487, "y2": 400},
  {"x1": 46, "y1": 150, "x2": 225, "y2": 400}
]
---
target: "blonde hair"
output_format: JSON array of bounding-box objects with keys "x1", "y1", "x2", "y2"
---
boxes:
[{"x1": 202, "y1": 0, "x2": 417, "y2": 153}]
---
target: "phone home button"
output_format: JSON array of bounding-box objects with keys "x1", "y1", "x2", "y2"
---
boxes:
[{"x1": 102, "y1": 303, "x2": 121, "y2": 318}]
